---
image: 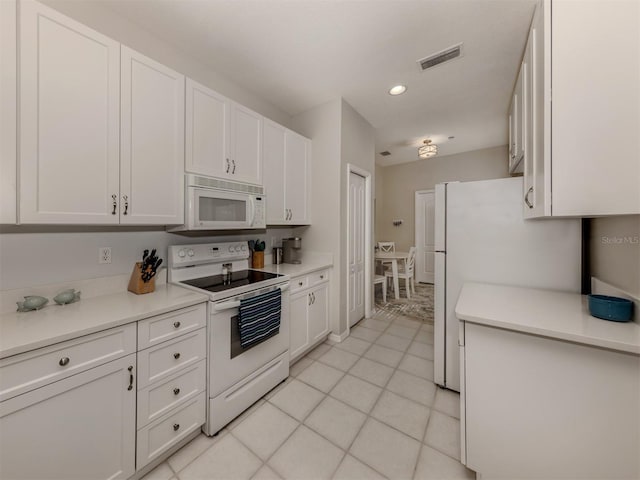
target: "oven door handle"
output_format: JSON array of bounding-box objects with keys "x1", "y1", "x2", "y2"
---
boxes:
[{"x1": 213, "y1": 284, "x2": 289, "y2": 312}]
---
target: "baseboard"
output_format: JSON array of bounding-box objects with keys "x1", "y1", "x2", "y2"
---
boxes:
[{"x1": 328, "y1": 330, "x2": 349, "y2": 343}]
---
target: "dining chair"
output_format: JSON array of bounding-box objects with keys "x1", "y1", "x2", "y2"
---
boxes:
[
  {"x1": 373, "y1": 274, "x2": 387, "y2": 303},
  {"x1": 376, "y1": 241, "x2": 396, "y2": 275},
  {"x1": 385, "y1": 246, "x2": 416, "y2": 299}
]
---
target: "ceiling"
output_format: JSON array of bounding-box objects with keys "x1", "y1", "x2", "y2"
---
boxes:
[{"x1": 95, "y1": 0, "x2": 537, "y2": 166}]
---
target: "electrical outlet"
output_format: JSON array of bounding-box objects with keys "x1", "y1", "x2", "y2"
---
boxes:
[{"x1": 99, "y1": 247, "x2": 112, "y2": 264}]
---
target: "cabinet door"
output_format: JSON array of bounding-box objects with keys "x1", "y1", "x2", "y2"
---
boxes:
[
  {"x1": 262, "y1": 120, "x2": 286, "y2": 223},
  {"x1": 285, "y1": 131, "x2": 310, "y2": 224},
  {"x1": 289, "y1": 291, "x2": 309, "y2": 361},
  {"x1": 229, "y1": 103, "x2": 262, "y2": 185},
  {"x1": 524, "y1": 2, "x2": 549, "y2": 218},
  {"x1": 0, "y1": 354, "x2": 136, "y2": 480},
  {"x1": 19, "y1": 0, "x2": 120, "y2": 224},
  {"x1": 308, "y1": 283, "x2": 329, "y2": 345},
  {"x1": 185, "y1": 78, "x2": 229, "y2": 179},
  {"x1": 0, "y1": 0, "x2": 16, "y2": 224},
  {"x1": 120, "y1": 46, "x2": 184, "y2": 225}
]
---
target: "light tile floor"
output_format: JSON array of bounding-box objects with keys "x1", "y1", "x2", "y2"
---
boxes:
[{"x1": 143, "y1": 310, "x2": 476, "y2": 480}]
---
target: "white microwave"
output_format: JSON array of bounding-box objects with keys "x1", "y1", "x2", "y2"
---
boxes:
[{"x1": 175, "y1": 175, "x2": 266, "y2": 230}]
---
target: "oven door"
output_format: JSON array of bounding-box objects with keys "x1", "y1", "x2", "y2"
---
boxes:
[
  {"x1": 191, "y1": 187, "x2": 255, "y2": 230},
  {"x1": 209, "y1": 284, "x2": 290, "y2": 397}
]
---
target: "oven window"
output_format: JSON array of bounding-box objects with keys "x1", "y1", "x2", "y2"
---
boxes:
[
  {"x1": 199, "y1": 197, "x2": 246, "y2": 222},
  {"x1": 230, "y1": 315, "x2": 279, "y2": 359}
]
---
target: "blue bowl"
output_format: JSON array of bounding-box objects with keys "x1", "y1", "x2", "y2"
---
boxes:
[{"x1": 588, "y1": 294, "x2": 633, "y2": 322}]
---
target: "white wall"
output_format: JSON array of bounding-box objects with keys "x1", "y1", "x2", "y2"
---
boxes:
[
  {"x1": 590, "y1": 216, "x2": 640, "y2": 296},
  {"x1": 291, "y1": 99, "x2": 343, "y2": 334},
  {"x1": 339, "y1": 100, "x2": 375, "y2": 332},
  {"x1": 376, "y1": 145, "x2": 509, "y2": 250},
  {"x1": 0, "y1": 227, "x2": 292, "y2": 290}
]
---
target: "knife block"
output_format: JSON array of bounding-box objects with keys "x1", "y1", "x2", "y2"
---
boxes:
[
  {"x1": 251, "y1": 251, "x2": 264, "y2": 269},
  {"x1": 127, "y1": 262, "x2": 155, "y2": 295}
]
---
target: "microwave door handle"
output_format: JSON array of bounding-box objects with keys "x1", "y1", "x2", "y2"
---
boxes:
[{"x1": 248, "y1": 197, "x2": 256, "y2": 227}]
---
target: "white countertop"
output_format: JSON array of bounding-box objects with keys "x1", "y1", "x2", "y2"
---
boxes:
[
  {"x1": 0, "y1": 285, "x2": 208, "y2": 359},
  {"x1": 455, "y1": 283, "x2": 640, "y2": 354},
  {"x1": 256, "y1": 260, "x2": 333, "y2": 278}
]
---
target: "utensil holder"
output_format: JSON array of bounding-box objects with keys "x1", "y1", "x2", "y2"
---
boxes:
[
  {"x1": 252, "y1": 251, "x2": 264, "y2": 269},
  {"x1": 127, "y1": 262, "x2": 155, "y2": 295}
]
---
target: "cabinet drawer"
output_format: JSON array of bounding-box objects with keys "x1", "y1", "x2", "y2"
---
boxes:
[
  {"x1": 0, "y1": 323, "x2": 136, "y2": 402},
  {"x1": 136, "y1": 391, "x2": 205, "y2": 469},
  {"x1": 137, "y1": 303, "x2": 206, "y2": 350},
  {"x1": 137, "y1": 328, "x2": 206, "y2": 389},
  {"x1": 309, "y1": 269, "x2": 329, "y2": 287},
  {"x1": 290, "y1": 275, "x2": 309, "y2": 294},
  {"x1": 137, "y1": 359, "x2": 206, "y2": 429}
]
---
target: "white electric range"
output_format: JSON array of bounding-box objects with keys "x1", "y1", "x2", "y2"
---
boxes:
[{"x1": 168, "y1": 242, "x2": 290, "y2": 436}]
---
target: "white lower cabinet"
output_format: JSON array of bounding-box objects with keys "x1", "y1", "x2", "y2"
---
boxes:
[
  {"x1": 289, "y1": 271, "x2": 330, "y2": 362},
  {"x1": 0, "y1": 353, "x2": 137, "y2": 480},
  {"x1": 461, "y1": 321, "x2": 640, "y2": 479},
  {"x1": 0, "y1": 302, "x2": 207, "y2": 478}
]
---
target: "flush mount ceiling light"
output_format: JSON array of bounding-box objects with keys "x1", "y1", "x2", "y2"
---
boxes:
[
  {"x1": 418, "y1": 139, "x2": 438, "y2": 158},
  {"x1": 388, "y1": 85, "x2": 407, "y2": 96}
]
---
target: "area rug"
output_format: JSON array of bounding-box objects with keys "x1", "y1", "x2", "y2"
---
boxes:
[{"x1": 374, "y1": 282, "x2": 434, "y2": 324}]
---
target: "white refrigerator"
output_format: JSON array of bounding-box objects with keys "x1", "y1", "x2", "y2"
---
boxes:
[{"x1": 434, "y1": 177, "x2": 582, "y2": 391}]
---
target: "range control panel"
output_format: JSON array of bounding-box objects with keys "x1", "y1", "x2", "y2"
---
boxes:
[{"x1": 169, "y1": 242, "x2": 250, "y2": 267}]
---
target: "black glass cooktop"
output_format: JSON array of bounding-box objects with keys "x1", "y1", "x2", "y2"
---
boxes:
[{"x1": 182, "y1": 270, "x2": 282, "y2": 293}]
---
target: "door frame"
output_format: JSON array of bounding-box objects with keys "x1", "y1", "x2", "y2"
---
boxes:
[
  {"x1": 345, "y1": 164, "x2": 372, "y2": 336},
  {"x1": 415, "y1": 189, "x2": 435, "y2": 284}
]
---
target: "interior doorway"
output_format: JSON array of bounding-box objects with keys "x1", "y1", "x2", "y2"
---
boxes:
[
  {"x1": 415, "y1": 190, "x2": 435, "y2": 284},
  {"x1": 347, "y1": 165, "x2": 372, "y2": 329}
]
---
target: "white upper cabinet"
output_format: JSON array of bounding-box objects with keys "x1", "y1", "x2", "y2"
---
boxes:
[
  {"x1": 523, "y1": 0, "x2": 640, "y2": 218},
  {"x1": 262, "y1": 120, "x2": 310, "y2": 225},
  {"x1": 229, "y1": 103, "x2": 262, "y2": 185},
  {"x1": 120, "y1": 46, "x2": 185, "y2": 225},
  {"x1": 285, "y1": 130, "x2": 310, "y2": 224},
  {"x1": 262, "y1": 119, "x2": 286, "y2": 223},
  {"x1": 508, "y1": 65, "x2": 525, "y2": 174},
  {"x1": 0, "y1": 0, "x2": 17, "y2": 224},
  {"x1": 19, "y1": 0, "x2": 120, "y2": 224},
  {"x1": 186, "y1": 79, "x2": 262, "y2": 185},
  {"x1": 185, "y1": 78, "x2": 228, "y2": 179}
]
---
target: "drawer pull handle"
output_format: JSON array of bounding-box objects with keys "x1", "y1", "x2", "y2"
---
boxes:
[
  {"x1": 173, "y1": 423, "x2": 180, "y2": 431},
  {"x1": 173, "y1": 387, "x2": 180, "y2": 395},
  {"x1": 173, "y1": 352, "x2": 181, "y2": 360},
  {"x1": 59, "y1": 357, "x2": 70, "y2": 367},
  {"x1": 173, "y1": 321, "x2": 181, "y2": 329},
  {"x1": 128, "y1": 365, "x2": 134, "y2": 391}
]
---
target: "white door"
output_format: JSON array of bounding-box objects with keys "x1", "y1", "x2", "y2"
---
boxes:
[
  {"x1": 348, "y1": 171, "x2": 365, "y2": 327},
  {"x1": 19, "y1": 0, "x2": 120, "y2": 224},
  {"x1": 0, "y1": 355, "x2": 136, "y2": 480},
  {"x1": 120, "y1": 46, "x2": 184, "y2": 225},
  {"x1": 415, "y1": 190, "x2": 436, "y2": 283}
]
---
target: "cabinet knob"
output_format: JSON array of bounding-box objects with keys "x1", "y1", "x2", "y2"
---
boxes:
[
  {"x1": 299, "y1": 281, "x2": 303, "y2": 286},
  {"x1": 59, "y1": 357, "x2": 70, "y2": 367},
  {"x1": 173, "y1": 321, "x2": 181, "y2": 329},
  {"x1": 111, "y1": 194, "x2": 117, "y2": 215},
  {"x1": 122, "y1": 195, "x2": 129, "y2": 215},
  {"x1": 173, "y1": 352, "x2": 181, "y2": 360},
  {"x1": 320, "y1": 275, "x2": 324, "y2": 279},
  {"x1": 173, "y1": 387, "x2": 180, "y2": 395},
  {"x1": 173, "y1": 423, "x2": 180, "y2": 431}
]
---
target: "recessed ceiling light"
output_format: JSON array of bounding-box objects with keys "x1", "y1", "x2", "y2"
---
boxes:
[{"x1": 388, "y1": 85, "x2": 407, "y2": 96}]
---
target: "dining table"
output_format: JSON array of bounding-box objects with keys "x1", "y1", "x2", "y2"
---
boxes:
[{"x1": 374, "y1": 251, "x2": 410, "y2": 300}]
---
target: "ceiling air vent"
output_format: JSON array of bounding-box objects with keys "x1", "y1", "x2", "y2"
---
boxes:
[
  {"x1": 417, "y1": 43, "x2": 463, "y2": 71},
  {"x1": 379, "y1": 151, "x2": 391, "y2": 157}
]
